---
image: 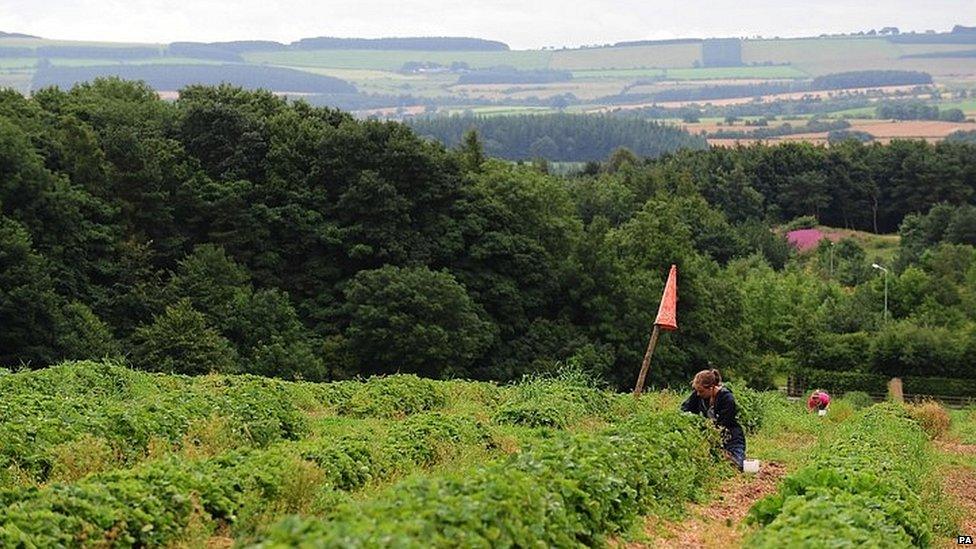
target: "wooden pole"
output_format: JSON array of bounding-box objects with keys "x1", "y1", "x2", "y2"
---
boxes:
[{"x1": 633, "y1": 324, "x2": 661, "y2": 397}]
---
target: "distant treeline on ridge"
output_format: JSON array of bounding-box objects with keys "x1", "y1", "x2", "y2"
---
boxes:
[
  {"x1": 601, "y1": 70, "x2": 932, "y2": 104},
  {"x1": 0, "y1": 36, "x2": 512, "y2": 62},
  {"x1": 32, "y1": 64, "x2": 357, "y2": 93},
  {"x1": 292, "y1": 37, "x2": 510, "y2": 51}
]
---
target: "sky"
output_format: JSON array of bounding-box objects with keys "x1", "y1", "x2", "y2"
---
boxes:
[{"x1": 1, "y1": 0, "x2": 973, "y2": 49}]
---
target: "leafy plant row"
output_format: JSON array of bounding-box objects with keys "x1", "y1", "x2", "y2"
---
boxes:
[
  {"x1": 250, "y1": 411, "x2": 724, "y2": 548},
  {"x1": 322, "y1": 369, "x2": 614, "y2": 429},
  {"x1": 746, "y1": 404, "x2": 950, "y2": 547},
  {"x1": 0, "y1": 362, "x2": 312, "y2": 485},
  {"x1": 0, "y1": 412, "x2": 489, "y2": 547}
]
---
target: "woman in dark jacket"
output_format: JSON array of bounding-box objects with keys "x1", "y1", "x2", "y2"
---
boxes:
[{"x1": 680, "y1": 369, "x2": 746, "y2": 471}]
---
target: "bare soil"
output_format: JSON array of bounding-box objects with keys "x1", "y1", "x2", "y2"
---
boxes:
[
  {"x1": 628, "y1": 461, "x2": 786, "y2": 548},
  {"x1": 936, "y1": 441, "x2": 976, "y2": 547},
  {"x1": 942, "y1": 468, "x2": 976, "y2": 542}
]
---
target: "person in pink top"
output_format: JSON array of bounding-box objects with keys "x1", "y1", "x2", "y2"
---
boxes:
[{"x1": 807, "y1": 390, "x2": 831, "y2": 414}]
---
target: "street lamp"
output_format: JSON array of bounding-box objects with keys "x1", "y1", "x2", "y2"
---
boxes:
[{"x1": 871, "y1": 263, "x2": 888, "y2": 322}]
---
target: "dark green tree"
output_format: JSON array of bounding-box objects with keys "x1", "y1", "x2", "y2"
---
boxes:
[
  {"x1": 341, "y1": 265, "x2": 496, "y2": 378},
  {"x1": 130, "y1": 299, "x2": 237, "y2": 375}
]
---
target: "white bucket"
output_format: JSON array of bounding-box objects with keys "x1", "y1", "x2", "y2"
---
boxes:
[
  {"x1": 743, "y1": 459, "x2": 760, "y2": 474},
  {"x1": 818, "y1": 409, "x2": 827, "y2": 417}
]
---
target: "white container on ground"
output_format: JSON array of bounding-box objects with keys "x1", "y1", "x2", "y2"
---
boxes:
[
  {"x1": 743, "y1": 459, "x2": 760, "y2": 474},
  {"x1": 818, "y1": 409, "x2": 827, "y2": 417}
]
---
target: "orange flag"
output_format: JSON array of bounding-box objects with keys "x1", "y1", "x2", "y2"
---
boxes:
[{"x1": 654, "y1": 264, "x2": 678, "y2": 331}]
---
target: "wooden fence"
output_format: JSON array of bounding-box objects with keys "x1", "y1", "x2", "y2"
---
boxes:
[{"x1": 786, "y1": 375, "x2": 975, "y2": 409}]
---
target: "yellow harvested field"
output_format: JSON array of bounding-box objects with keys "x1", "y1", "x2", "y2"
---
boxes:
[
  {"x1": 706, "y1": 119, "x2": 976, "y2": 147},
  {"x1": 849, "y1": 119, "x2": 976, "y2": 138}
]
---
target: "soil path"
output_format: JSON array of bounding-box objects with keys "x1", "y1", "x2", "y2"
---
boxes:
[
  {"x1": 937, "y1": 442, "x2": 976, "y2": 547},
  {"x1": 628, "y1": 461, "x2": 786, "y2": 548}
]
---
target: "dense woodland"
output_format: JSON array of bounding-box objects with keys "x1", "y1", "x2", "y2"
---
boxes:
[
  {"x1": 409, "y1": 113, "x2": 706, "y2": 161},
  {"x1": 875, "y1": 101, "x2": 967, "y2": 121},
  {"x1": 2, "y1": 79, "x2": 976, "y2": 391}
]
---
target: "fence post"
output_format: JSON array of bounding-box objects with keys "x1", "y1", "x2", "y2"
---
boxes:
[{"x1": 888, "y1": 377, "x2": 904, "y2": 403}]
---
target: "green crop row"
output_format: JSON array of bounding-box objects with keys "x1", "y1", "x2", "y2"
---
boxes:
[
  {"x1": 0, "y1": 362, "x2": 312, "y2": 485},
  {"x1": 491, "y1": 369, "x2": 611, "y2": 428},
  {"x1": 0, "y1": 362, "x2": 612, "y2": 490},
  {"x1": 746, "y1": 404, "x2": 952, "y2": 547},
  {"x1": 329, "y1": 374, "x2": 448, "y2": 418},
  {"x1": 249, "y1": 411, "x2": 725, "y2": 548},
  {"x1": 0, "y1": 412, "x2": 490, "y2": 547}
]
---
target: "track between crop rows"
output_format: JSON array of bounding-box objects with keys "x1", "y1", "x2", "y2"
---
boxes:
[
  {"x1": 627, "y1": 461, "x2": 786, "y2": 548},
  {"x1": 937, "y1": 442, "x2": 976, "y2": 548}
]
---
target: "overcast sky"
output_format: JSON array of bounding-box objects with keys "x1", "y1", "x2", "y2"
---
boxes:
[{"x1": 1, "y1": 0, "x2": 973, "y2": 49}]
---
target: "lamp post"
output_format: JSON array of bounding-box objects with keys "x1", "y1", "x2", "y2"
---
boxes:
[
  {"x1": 829, "y1": 241, "x2": 834, "y2": 277},
  {"x1": 871, "y1": 263, "x2": 888, "y2": 322}
]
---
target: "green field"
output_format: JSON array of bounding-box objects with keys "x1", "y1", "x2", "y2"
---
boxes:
[
  {"x1": 0, "y1": 58, "x2": 35, "y2": 69},
  {"x1": 572, "y1": 65, "x2": 809, "y2": 81},
  {"x1": 741, "y1": 36, "x2": 976, "y2": 76},
  {"x1": 550, "y1": 42, "x2": 701, "y2": 70},
  {"x1": 937, "y1": 99, "x2": 976, "y2": 113},
  {"x1": 572, "y1": 68, "x2": 667, "y2": 79},
  {"x1": 244, "y1": 49, "x2": 552, "y2": 71}
]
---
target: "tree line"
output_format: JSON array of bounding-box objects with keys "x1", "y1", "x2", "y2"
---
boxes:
[
  {"x1": 651, "y1": 140, "x2": 976, "y2": 233},
  {"x1": 2, "y1": 79, "x2": 976, "y2": 390},
  {"x1": 32, "y1": 65, "x2": 357, "y2": 94},
  {"x1": 408, "y1": 113, "x2": 706, "y2": 161}
]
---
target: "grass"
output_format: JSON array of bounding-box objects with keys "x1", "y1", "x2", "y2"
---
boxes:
[
  {"x1": 816, "y1": 226, "x2": 900, "y2": 265},
  {"x1": 747, "y1": 399, "x2": 824, "y2": 468},
  {"x1": 949, "y1": 408, "x2": 976, "y2": 445}
]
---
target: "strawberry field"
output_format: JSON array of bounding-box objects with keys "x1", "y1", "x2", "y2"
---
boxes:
[{"x1": 0, "y1": 361, "x2": 972, "y2": 547}]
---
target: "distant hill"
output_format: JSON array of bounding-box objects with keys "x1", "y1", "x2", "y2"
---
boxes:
[
  {"x1": 0, "y1": 31, "x2": 39, "y2": 38},
  {"x1": 32, "y1": 64, "x2": 357, "y2": 93},
  {"x1": 208, "y1": 40, "x2": 289, "y2": 53},
  {"x1": 888, "y1": 31, "x2": 976, "y2": 44},
  {"x1": 291, "y1": 36, "x2": 509, "y2": 51},
  {"x1": 612, "y1": 38, "x2": 703, "y2": 47}
]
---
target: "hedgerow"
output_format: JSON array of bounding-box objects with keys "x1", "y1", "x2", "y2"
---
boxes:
[
  {"x1": 250, "y1": 411, "x2": 724, "y2": 548},
  {"x1": 747, "y1": 404, "x2": 951, "y2": 547}
]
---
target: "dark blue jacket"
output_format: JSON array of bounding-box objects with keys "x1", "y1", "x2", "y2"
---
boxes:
[{"x1": 680, "y1": 386, "x2": 746, "y2": 448}]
